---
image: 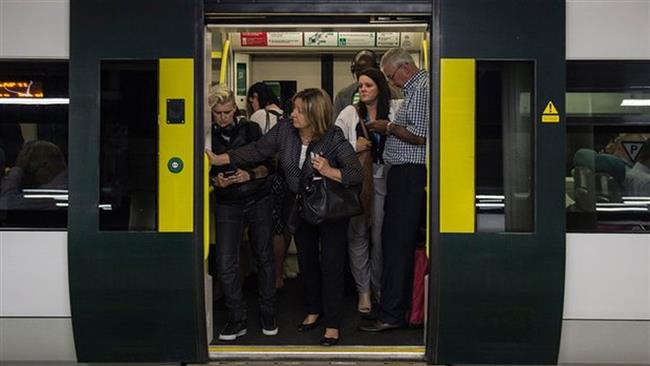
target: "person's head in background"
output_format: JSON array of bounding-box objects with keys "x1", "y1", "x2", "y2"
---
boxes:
[
  {"x1": 247, "y1": 82, "x2": 281, "y2": 116},
  {"x1": 350, "y1": 50, "x2": 380, "y2": 81},
  {"x1": 16, "y1": 140, "x2": 66, "y2": 188},
  {"x1": 291, "y1": 88, "x2": 333, "y2": 141},
  {"x1": 380, "y1": 47, "x2": 420, "y2": 89},
  {"x1": 355, "y1": 67, "x2": 392, "y2": 121},
  {"x1": 604, "y1": 133, "x2": 650, "y2": 166},
  {"x1": 209, "y1": 84, "x2": 238, "y2": 128}
]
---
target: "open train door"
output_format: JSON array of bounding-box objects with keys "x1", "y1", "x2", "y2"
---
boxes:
[
  {"x1": 67, "y1": 0, "x2": 208, "y2": 362},
  {"x1": 431, "y1": 0, "x2": 566, "y2": 363}
]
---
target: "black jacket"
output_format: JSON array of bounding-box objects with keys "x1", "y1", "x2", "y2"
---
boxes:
[
  {"x1": 228, "y1": 120, "x2": 362, "y2": 194},
  {"x1": 211, "y1": 118, "x2": 274, "y2": 204}
]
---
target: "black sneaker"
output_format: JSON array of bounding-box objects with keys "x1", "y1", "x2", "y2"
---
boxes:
[
  {"x1": 218, "y1": 319, "x2": 247, "y2": 341},
  {"x1": 260, "y1": 313, "x2": 278, "y2": 336}
]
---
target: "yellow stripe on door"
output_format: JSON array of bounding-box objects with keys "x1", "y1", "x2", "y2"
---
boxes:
[
  {"x1": 159, "y1": 58, "x2": 194, "y2": 232},
  {"x1": 440, "y1": 59, "x2": 475, "y2": 233}
]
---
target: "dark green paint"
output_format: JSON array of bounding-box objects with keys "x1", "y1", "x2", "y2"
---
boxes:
[
  {"x1": 435, "y1": 0, "x2": 565, "y2": 363},
  {"x1": 69, "y1": 0, "x2": 206, "y2": 362}
]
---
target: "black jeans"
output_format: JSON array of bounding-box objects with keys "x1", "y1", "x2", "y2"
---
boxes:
[
  {"x1": 379, "y1": 164, "x2": 426, "y2": 325},
  {"x1": 215, "y1": 195, "x2": 275, "y2": 321},
  {"x1": 294, "y1": 217, "x2": 349, "y2": 329}
]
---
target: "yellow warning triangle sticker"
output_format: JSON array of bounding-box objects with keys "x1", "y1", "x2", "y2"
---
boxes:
[{"x1": 543, "y1": 101, "x2": 558, "y2": 115}]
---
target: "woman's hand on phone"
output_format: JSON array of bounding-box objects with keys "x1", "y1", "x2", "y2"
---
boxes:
[
  {"x1": 213, "y1": 173, "x2": 232, "y2": 188},
  {"x1": 228, "y1": 169, "x2": 251, "y2": 184}
]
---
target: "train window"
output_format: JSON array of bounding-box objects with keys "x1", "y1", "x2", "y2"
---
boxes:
[
  {"x1": 0, "y1": 61, "x2": 68, "y2": 229},
  {"x1": 99, "y1": 60, "x2": 158, "y2": 231},
  {"x1": 566, "y1": 61, "x2": 650, "y2": 232},
  {"x1": 475, "y1": 61, "x2": 535, "y2": 232}
]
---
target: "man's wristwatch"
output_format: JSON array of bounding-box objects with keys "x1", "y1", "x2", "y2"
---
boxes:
[
  {"x1": 386, "y1": 121, "x2": 395, "y2": 135},
  {"x1": 247, "y1": 169, "x2": 256, "y2": 180}
]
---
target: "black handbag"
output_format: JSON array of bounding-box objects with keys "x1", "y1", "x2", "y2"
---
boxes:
[
  {"x1": 301, "y1": 176, "x2": 362, "y2": 225},
  {"x1": 284, "y1": 131, "x2": 362, "y2": 232}
]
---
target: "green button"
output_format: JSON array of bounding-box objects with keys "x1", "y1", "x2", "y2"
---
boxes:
[{"x1": 168, "y1": 157, "x2": 183, "y2": 173}]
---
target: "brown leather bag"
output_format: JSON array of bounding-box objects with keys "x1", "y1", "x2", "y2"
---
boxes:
[{"x1": 356, "y1": 118, "x2": 374, "y2": 224}]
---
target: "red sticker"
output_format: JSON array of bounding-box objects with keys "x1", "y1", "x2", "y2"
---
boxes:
[{"x1": 241, "y1": 32, "x2": 268, "y2": 47}]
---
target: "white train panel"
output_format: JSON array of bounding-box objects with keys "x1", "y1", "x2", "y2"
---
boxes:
[
  {"x1": 0, "y1": 231, "x2": 71, "y2": 317},
  {"x1": 0, "y1": 318, "x2": 76, "y2": 361},
  {"x1": 565, "y1": 233, "x2": 650, "y2": 320},
  {"x1": 566, "y1": 0, "x2": 650, "y2": 59},
  {"x1": 559, "y1": 319, "x2": 650, "y2": 364},
  {"x1": 0, "y1": 0, "x2": 69, "y2": 58}
]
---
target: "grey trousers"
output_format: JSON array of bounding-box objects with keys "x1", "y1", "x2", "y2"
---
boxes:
[{"x1": 347, "y1": 163, "x2": 388, "y2": 296}]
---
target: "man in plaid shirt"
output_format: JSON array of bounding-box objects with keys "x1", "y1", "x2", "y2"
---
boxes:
[{"x1": 361, "y1": 48, "x2": 429, "y2": 332}]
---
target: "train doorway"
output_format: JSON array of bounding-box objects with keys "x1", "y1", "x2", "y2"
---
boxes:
[{"x1": 203, "y1": 14, "x2": 432, "y2": 360}]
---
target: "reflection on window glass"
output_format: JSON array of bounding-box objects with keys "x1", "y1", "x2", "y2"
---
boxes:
[
  {"x1": 0, "y1": 62, "x2": 68, "y2": 228},
  {"x1": 475, "y1": 61, "x2": 535, "y2": 232},
  {"x1": 566, "y1": 61, "x2": 650, "y2": 232},
  {"x1": 100, "y1": 60, "x2": 158, "y2": 231}
]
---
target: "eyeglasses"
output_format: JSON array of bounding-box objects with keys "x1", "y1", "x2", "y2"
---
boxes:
[{"x1": 385, "y1": 63, "x2": 405, "y2": 81}]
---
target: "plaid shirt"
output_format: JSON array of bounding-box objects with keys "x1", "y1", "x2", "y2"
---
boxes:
[{"x1": 383, "y1": 69, "x2": 429, "y2": 165}]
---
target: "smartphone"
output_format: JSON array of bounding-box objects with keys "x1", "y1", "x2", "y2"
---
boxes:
[{"x1": 222, "y1": 169, "x2": 237, "y2": 177}]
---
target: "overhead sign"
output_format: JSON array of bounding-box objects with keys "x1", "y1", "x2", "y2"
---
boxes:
[
  {"x1": 376, "y1": 32, "x2": 400, "y2": 47},
  {"x1": 541, "y1": 101, "x2": 560, "y2": 123},
  {"x1": 267, "y1": 32, "x2": 303, "y2": 47},
  {"x1": 622, "y1": 141, "x2": 645, "y2": 162},
  {"x1": 400, "y1": 32, "x2": 422, "y2": 48},
  {"x1": 338, "y1": 32, "x2": 375, "y2": 47},
  {"x1": 304, "y1": 32, "x2": 338, "y2": 47},
  {"x1": 240, "y1": 32, "x2": 267, "y2": 47}
]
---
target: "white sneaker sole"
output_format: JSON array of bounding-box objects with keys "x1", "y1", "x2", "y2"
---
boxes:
[
  {"x1": 262, "y1": 327, "x2": 279, "y2": 336},
  {"x1": 219, "y1": 328, "x2": 247, "y2": 341}
]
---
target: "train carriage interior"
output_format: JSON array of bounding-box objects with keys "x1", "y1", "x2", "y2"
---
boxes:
[{"x1": 203, "y1": 14, "x2": 431, "y2": 350}]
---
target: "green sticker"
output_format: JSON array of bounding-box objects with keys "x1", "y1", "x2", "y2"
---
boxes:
[{"x1": 168, "y1": 157, "x2": 184, "y2": 173}]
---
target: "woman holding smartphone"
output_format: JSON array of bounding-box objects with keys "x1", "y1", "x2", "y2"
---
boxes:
[
  {"x1": 207, "y1": 88, "x2": 362, "y2": 346},
  {"x1": 208, "y1": 85, "x2": 277, "y2": 342}
]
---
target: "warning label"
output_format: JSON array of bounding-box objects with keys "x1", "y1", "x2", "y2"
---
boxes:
[{"x1": 541, "y1": 101, "x2": 560, "y2": 123}]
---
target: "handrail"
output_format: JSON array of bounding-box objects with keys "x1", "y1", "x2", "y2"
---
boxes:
[
  {"x1": 421, "y1": 39, "x2": 429, "y2": 71},
  {"x1": 218, "y1": 39, "x2": 231, "y2": 85}
]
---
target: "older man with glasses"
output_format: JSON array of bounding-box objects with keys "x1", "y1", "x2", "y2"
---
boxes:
[{"x1": 361, "y1": 48, "x2": 429, "y2": 332}]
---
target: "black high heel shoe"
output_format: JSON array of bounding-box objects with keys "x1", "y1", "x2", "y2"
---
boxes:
[
  {"x1": 320, "y1": 336, "x2": 339, "y2": 346},
  {"x1": 296, "y1": 316, "x2": 320, "y2": 332}
]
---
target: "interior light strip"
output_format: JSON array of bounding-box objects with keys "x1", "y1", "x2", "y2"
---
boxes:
[
  {"x1": 0, "y1": 98, "x2": 69, "y2": 105},
  {"x1": 620, "y1": 99, "x2": 650, "y2": 106}
]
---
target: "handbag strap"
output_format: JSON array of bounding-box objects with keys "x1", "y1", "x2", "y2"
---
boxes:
[
  {"x1": 356, "y1": 106, "x2": 371, "y2": 140},
  {"x1": 296, "y1": 128, "x2": 337, "y2": 194}
]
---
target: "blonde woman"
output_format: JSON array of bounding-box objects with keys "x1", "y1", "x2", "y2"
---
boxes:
[{"x1": 207, "y1": 88, "x2": 362, "y2": 346}]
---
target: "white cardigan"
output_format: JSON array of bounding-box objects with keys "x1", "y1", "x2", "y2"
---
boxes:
[{"x1": 334, "y1": 99, "x2": 403, "y2": 151}]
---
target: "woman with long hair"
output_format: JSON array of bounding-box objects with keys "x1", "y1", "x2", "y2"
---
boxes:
[
  {"x1": 335, "y1": 67, "x2": 402, "y2": 317},
  {"x1": 247, "y1": 81, "x2": 292, "y2": 289}
]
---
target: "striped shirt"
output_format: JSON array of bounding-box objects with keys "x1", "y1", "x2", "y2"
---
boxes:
[
  {"x1": 383, "y1": 69, "x2": 429, "y2": 165},
  {"x1": 228, "y1": 120, "x2": 363, "y2": 194}
]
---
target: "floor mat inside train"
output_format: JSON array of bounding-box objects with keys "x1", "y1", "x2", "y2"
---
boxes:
[{"x1": 209, "y1": 274, "x2": 424, "y2": 346}]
